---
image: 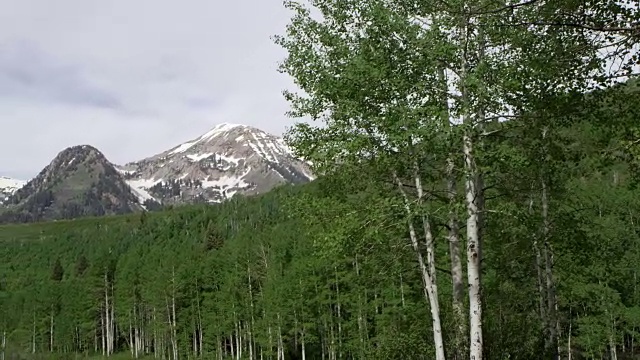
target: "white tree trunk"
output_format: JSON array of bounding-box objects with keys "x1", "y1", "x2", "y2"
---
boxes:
[
  {"x1": 463, "y1": 131, "x2": 483, "y2": 360},
  {"x1": 268, "y1": 325, "x2": 273, "y2": 358},
  {"x1": 447, "y1": 154, "x2": 466, "y2": 359},
  {"x1": 2, "y1": 330, "x2": 6, "y2": 360},
  {"x1": 101, "y1": 306, "x2": 106, "y2": 356},
  {"x1": 610, "y1": 333, "x2": 618, "y2": 360},
  {"x1": 230, "y1": 333, "x2": 235, "y2": 359},
  {"x1": 567, "y1": 321, "x2": 572, "y2": 360},
  {"x1": 400, "y1": 274, "x2": 406, "y2": 308},
  {"x1": 456, "y1": 10, "x2": 487, "y2": 360},
  {"x1": 110, "y1": 282, "x2": 116, "y2": 356},
  {"x1": 414, "y1": 167, "x2": 447, "y2": 360},
  {"x1": 197, "y1": 293, "x2": 203, "y2": 357},
  {"x1": 217, "y1": 336, "x2": 222, "y2": 360},
  {"x1": 334, "y1": 266, "x2": 342, "y2": 359},
  {"x1": 32, "y1": 312, "x2": 36, "y2": 354},
  {"x1": 130, "y1": 314, "x2": 135, "y2": 358},
  {"x1": 248, "y1": 263, "x2": 255, "y2": 360},
  {"x1": 277, "y1": 314, "x2": 285, "y2": 360},
  {"x1": 301, "y1": 328, "x2": 306, "y2": 360},
  {"x1": 249, "y1": 324, "x2": 254, "y2": 360},
  {"x1": 171, "y1": 267, "x2": 179, "y2": 360},
  {"x1": 153, "y1": 307, "x2": 159, "y2": 359},
  {"x1": 540, "y1": 130, "x2": 559, "y2": 357},
  {"x1": 135, "y1": 305, "x2": 141, "y2": 358},
  {"x1": 394, "y1": 172, "x2": 446, "y2": 360},
  {"x1": 437, "y1": 68, "x2": 466, "y2": 354},
  {"x1": 104, "y1": 271, "x2": 111, "y2": 357},
  {"x1": 530, "y1": 188, "x2": 550, "y2": 349},
  {"x1": 237, "y1": 321, "x2": 242, "y2": 360},
  {"x1": 355, "y1": 257, "x2": 366, "y2": 357},
  {"x1": 50, "y1": 305, "x2": 54, "y2": 352}
]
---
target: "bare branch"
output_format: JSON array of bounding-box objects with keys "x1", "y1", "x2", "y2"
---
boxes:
[{"x1": 471, "y1": 0, "x2": 540, "y2": 15}]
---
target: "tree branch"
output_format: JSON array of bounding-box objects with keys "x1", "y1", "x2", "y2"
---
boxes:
[
  {"x1": 471, "y1": 0, "x2": 540, "y2": 15},
  {"x1": 491, "y1": 21, "x2": 640, "y2": 33}
]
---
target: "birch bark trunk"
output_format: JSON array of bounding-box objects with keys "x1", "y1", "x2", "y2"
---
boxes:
[
  {"x1": 197, "y1": 290, "x2": 203, "y2": 357},
  {"x1": 446, "y1": 150, "x2": 466, "y2": 360},
  {"x1": 50, "y1": 305, "x2": 54, "y2": 352},
  {"x1": 394, "y1": 171, "x2": 446, "y2": 360},
  {"x1": 111, "y1": 283, "x2": 116, "y2": 356},
  {"x1": 134, "y1": 306, "x2": 139, "y2": 358},
  {"x1": 277, "y1": 313, "x2": 285, "y2": 360},
  {"x1": 301, "y1": 328, "x2": 307, "y2": 360},
  {"x1": 32, "y1": 312, "x2": 36, "y2": 354},
  {"x1": 101, "y1": 304, "x2": 106, "y2": 356},
  {"x1": 104, "y1": 271, "x2": 111, "y2": 356},
  {"x1": 437, "y1": 68, "x2": 466, "y2": 357},
  {"x1": 458, "y1": 12, "x2": 485, "y2": 359},
  {"x1": 230, "y1": 333, "x2": 235, "y2": 359},
  {"x1": 529, "y1": 186, "x2": 550, "y2": 348},
  {"x1": 171, "y1": 267, "x2": 179, "y2": 360},
  {"x1": 153, "y1": 307, "x2": 158, "y2": 359},
  {"x1": 248, "y1": 263, "x2": 255, "y2": 360},
  {"x1": 463, "y1": 130, "x2": 483, "y2": 360},
  {"x1": 334, "y1": 266, "x2": 342, "y2": 359},
  {"x1": 130, "y1": 314, "x2": 135, "y2": 358},
  {"x1": 237, "y1": 321, "x2": 242, "y2": 360},
  {"x1": 540, "y1": 126, "x2": 559, "y2": 359}
]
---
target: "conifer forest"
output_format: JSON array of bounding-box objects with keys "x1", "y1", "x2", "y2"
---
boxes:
[{"x1": 1, "y1": 0, "x2": 640, "y2": 359}]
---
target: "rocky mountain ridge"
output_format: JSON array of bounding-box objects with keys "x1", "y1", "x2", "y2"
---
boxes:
[
  {"x1": 0, "y1": 145, "x2": 143, "y2": 223},
  {"x1": 119, "y1": 122, "x2": 314, "y2": 206},
  {"x1": 0, "y1": 123, "x2": 314, "y2": 222}
]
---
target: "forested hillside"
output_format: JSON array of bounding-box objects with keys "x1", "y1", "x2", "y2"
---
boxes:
[{"x1": 1, "y1": 86, "x2": 640, "y2": 359}]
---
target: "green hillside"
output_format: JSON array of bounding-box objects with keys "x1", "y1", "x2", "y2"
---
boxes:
[{"x1": 2, "y1": 97, "x2": 640, "y2": 358}]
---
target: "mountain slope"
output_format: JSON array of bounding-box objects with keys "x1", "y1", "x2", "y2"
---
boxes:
[
  {"x1": 0, "y1": 176, "x2": 26, "y2": 205},
  {"x1": 120, "y1": 123, "x2": 314, "y2": 204},
  {"x1": 0, "y1": 145, "x2": 143, "y2": 223}
]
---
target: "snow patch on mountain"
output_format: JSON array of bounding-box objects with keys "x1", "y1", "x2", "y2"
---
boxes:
[
  {"x1": 0, "y1": 176, "x2": 26, "y2": 203},
  {"x1": 168, "y1": 123, "x2": 247, "y2": 155},
  {"x1": 186, "y1": 153, "x2": 214, "y2": 162},
  {"x1": 126, "y1": 178, "x2": 162, "y2": 203}
]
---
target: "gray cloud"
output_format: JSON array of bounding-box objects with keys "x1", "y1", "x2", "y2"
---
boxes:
[
  {"x1": 0, "y1": 42, "x2": 121, "y2": 109},
  {"x1": 0, "y1": 0, "x2": 301, "y2": 180}
]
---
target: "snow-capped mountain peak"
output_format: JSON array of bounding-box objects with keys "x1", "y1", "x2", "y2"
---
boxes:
[
  {"x1": 119, "y1": 122, "x2": 314, "y2": 205},
  {"x1": 168, "y1": 123, "x2": 246, "y2": 155},
  {"x1": 0, "y1": 176, "x2": 26, "y2": 204}
]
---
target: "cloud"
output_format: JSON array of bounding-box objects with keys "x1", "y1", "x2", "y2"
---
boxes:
[
  {"x1": 0, "y1": 0, "x2": 301, "y2": 180},
  {"x1": 0, "y1": 42, "x2": 121, "y2": 109}
]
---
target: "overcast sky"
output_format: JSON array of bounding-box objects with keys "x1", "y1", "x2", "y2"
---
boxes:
[{"x1": 0, "y1": 0, "x2": 299, "y2": 179}]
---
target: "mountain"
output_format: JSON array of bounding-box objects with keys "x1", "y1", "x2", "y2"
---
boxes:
[
  {"x1": 0, "y1": 123, "x2": 314, "y2": 224},
  {"x1": 0, "y1": 145, "x2": 143, "y2": 223},
  {"x1": 119, "y1": 123, "x2": 314, "y2": 205},
  {"x1": 0, "y1": 176, "x2": 26, "y2": 204}
]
